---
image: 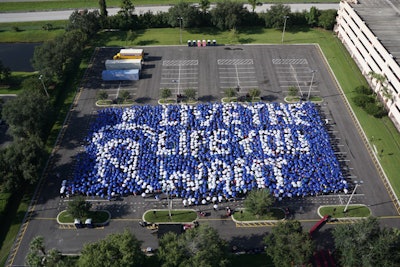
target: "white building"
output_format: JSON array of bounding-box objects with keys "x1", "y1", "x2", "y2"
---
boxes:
[{"x1": 335, "y1": 0, "x2": 400, "y2": 131}]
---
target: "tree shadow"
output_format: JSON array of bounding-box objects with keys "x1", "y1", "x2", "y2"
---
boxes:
[
  {"x1": 135, "y1": 97, "x2": 152, "y2": 104},
  {"x1": 198, "y1": 95, "x2": 217, "y2": 102},
  {"x1": 238, "y1": 37, "x2": 255, "y2": 44},
  {"x1": 186, "y1": 27, "x2": 223, "y2": 35},
  {"x1": 237, "y1": 27, "x2": 264, "y2": 35},
  {"x1": 136, "y1": 40, "x2": 159, "y2": 46},
  {"x1": 261, "y1": 95, "x2": 278, "y2": 102}
]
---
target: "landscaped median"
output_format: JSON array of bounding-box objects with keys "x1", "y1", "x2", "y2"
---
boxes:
[
  {"x1": 57, "y1": 210, "x2": 111, "y2": 227},
  {"x1": 231, "y1": 208, "x2": 285, "y2": 222},
  {"x1": 143, "y1": 209, "x2": 198, "y2": 223},
  {"x1": 318, "y1": 205, "x2": 371, "y2": 220}
]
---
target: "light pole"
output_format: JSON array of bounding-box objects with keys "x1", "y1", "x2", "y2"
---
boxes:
[
  {"x1": 38, "y1": 75, "x2": 49, "y2": 97},
  {"x1": 343, "y1": 180, "x2": 363, "y2": 213},
  {"x1": 177, "y1": 17, "x2": 183, "y2": 44},
  {"x1": 163, "y1": 183, "x2": 174, "y2": 220},
  {"x1": 307, "y1": 70, "x2": 316, "y2": 100},
  {"x1": 281, "y1": 15, "x2": 289, "y2": 43}
]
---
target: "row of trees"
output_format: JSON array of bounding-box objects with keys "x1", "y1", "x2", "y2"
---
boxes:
[
  {"x1": 26, "y1": 216, "x2": 400, "y2": 267},
  {"x1": 64, "y1": 1, "x2": 338, "y2": 34}
]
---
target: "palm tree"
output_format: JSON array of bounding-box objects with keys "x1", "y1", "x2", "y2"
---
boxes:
[
  {"x1": 248, "y1": 88, "x2": 261, "y2": 101},
  {"x1": 224, "y1": 88, "x2": 237, "y2": 99},
  {"x1": 160, "y1": 88, "x2": 172, "y2": 99},
  {"x1": 183, "y1": 88, "x2": 196, "y2": 101},
  {"x1": 30, "y1": 236, "x2": 46, "y2": 255}
]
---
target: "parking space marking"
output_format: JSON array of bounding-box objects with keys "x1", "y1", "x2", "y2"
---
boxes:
[
  {"x1": 163, "y1": 60, "x2": 198, "y2": 66},
  {"x1": 218, "y1": 59, "x2": 253, "y2": 65},
  {"x1": 272, "y1": 58, "x2": 308, "y2": 64},
  {"x1": 161, "y1": 63, "x2": 199, "y2": 93},
  {"x1": 217, "y1": 59, "x2": 257, "y2": 92}
]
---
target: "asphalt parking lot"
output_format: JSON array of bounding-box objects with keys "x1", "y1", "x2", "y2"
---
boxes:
[{"x1": 8, "y1": 44, "x2": 400, "y2": 266}]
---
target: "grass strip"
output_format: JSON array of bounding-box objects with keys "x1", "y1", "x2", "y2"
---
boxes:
[
  {"x1": 232, "y1": 208, "x2": 285, "y2": 221},
  {"x1": 319, "y1": 205, "x2": 371, "y2": 218},
  {"x1": 144, "y1": 209, "x2": 197, "y2": 223},
  {"x1": 57, "y1": 210, "x2": 110, "y2": 224}
]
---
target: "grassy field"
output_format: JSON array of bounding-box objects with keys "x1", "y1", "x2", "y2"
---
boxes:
[{"x1": 0, "y1": 0, "x2": 340, "y2": 12}]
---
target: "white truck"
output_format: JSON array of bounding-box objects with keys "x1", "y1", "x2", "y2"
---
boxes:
[{"x1": 105, "y1": 59, "x2": 142, "y2": 71}]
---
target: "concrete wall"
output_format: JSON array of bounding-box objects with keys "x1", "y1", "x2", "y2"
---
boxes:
[{"x1": 335, "y1": 1, "x2": 400, "y2": 131}]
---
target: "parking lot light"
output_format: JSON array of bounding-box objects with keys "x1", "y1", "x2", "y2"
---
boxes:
[
  {"x1": 177, "y1": 17, "x2": 183, "y2": 44},
  {"x1": 307, "y1": 70, "x2": 316, "y2": 100},
  {"x1": 38, "y1": 75, "x2": 49, "y2": 97},
  {"x1": 281, "y1": 16, "x2": 289, "y2": 43},
  {"x1": 343, "y1": 180, "x2": 363, "y2": 213}
]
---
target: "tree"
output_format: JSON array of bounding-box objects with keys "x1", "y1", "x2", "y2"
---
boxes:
[
  {"x1": 158, "y1": 224, "x2": 230, "y2": 267},
  {"x1": 306, "y1": 6, "x2": 320, "y2": 27},
  {"x1": 248, "y1": 0, "x2": 257, "y2": 12},
  {"x1": 96, "y1": 90, "x2": 108, "y2": 101},
  {"x1": 98, "y1": 0, "x2": 108, "y2": 17},
  {"x1": 199, "y1": 0, "x2": 210, "y2": 14},
  {"x1": 2, "y1": 89, "x2": 53, "y2": 139},
  {"x1": 78, "y1": 230, "x2": 145, "y2": 267},
  {"x1": 332, "y1": 217, "x2": 400, "y2": 267},
  {"x1": 167, "y1": 2, "x2": 201, "y2": 28},
  {"x1": 244, "y1": 189, "x2": 273, "y2": 217},
  {"x1": 318, "y1": 9, "x2": 337, "y2": 30},
  {"x1": 0, "y1": 60, "x2": 11, "y2": 84},
  {"x1": 30, "y1": 236, "x2": 46, "y2": 256},
  {"x1": 211, "y1": 0, "x2": 249, "y2": 30},
  {"x1": 160, "y1": 88, "x2": 172, "y2": 99},
  {"x1": 224, "y1": 88, "x2": 237, "y2": 98},
  {"x1": 26, "y1": 236, "x2": 72, "y2": 267},
  {"x1": 119, "y1": 0, "x2": 135, "y2": 17},
  {"x1": 0, "y1": 135, "x2": 45, "y2": 192},
  {"x1": 67, "y1": 10, "x2": 100, "y2": 36},
  {"x1": 183, "y1": 88, "x2": 196, "y2": 101},
  {"x1": 120, "y1": 90, "x2": 131, "y2": 102},
  {"x1": 264, "y1": 220, "x2": 314, "y2": 267},
  {"x1": 352, "y1": 94, "x2": 374, "y2": 108},
  {"x1": 67, "y1": 196, "x2": 92, "y2": 219},
  {"x1": 354, "y1": 85, "x2": 372, "y2": 95},
  {"x1": 288, "y1": 86, "x2": 298, "y2": 97},
  {"x1": 248, "y1": 88, "x2": 261, "y2": 101},
  {"x1": 263, "y1": 3, "x2": 291, "y2": 29}
]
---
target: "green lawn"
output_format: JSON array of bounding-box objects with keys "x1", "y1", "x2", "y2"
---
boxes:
[
  {"x1": 319, "y1": 205, "x2": 371, "y2": 218},
  {"x1": 232, "y1": 208, "x2": 285, "y2": 221},
  {"x1": 57, "y1": 210, "x2": 110, "y2": 224},
  {"x1": 144, "y1": 209, "x2": 197, "y2": 223},
  {"x1": 0, "y1": 0, "x2": 340, "y2": 12}
]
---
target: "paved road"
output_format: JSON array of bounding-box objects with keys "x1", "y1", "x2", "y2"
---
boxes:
[
  {"x1": 0, "y1": 3, "x2": 339, "y2": 22},
  {"x1": 7, "y1": 44, "x2": 399, "y2": 267}
]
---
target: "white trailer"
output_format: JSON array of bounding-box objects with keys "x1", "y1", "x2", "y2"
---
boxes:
[{"x1": 105, "y1": 59, "x2": 142, "y2": 70}]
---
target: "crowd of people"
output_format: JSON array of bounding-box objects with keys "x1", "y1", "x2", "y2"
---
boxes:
[{"x1": 70, "y1": 102, "x2": 348, "y2": 202}]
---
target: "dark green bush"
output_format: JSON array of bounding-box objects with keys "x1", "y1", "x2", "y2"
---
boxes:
[
  {"x1": 365, "y1": 102, "x2": 387, "y2": 118},
  {"x1": 352, "y1": 94, "x2": 374, "y2": 108},
  {"x1": 354, "y1": 85, "x2": 372, "y2": 95}
]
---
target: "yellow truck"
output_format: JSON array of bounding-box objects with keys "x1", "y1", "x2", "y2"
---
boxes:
[{"x1": 113, "y1": 48, "x2": 144, "y2": 60}]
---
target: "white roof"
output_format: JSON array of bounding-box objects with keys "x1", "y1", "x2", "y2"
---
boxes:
[{"x1": 119, "y1": 49, "x2": 143, "y2": 55}]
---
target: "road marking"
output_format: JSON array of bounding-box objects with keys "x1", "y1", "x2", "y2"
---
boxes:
[
  {"x1": 163, "y1": 60, "x2": 198, "y2": 66},
  {"x1": 272, "y1": 58, "x2": 308, "y2": 64},
  {"x1": 218, "y1": 59, "x2": 253, "y2": 65}
]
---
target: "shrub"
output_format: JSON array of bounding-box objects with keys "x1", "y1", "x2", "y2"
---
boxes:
[
  {"x1": 354, "y1": 85, "x2": 372, "y2": 95},
  {"x1": 352, "y1": 94, "x2": 374, "y2": 108},
  {"x1": 365, "y1": 102, "x2": 386, "y2": 118}
]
